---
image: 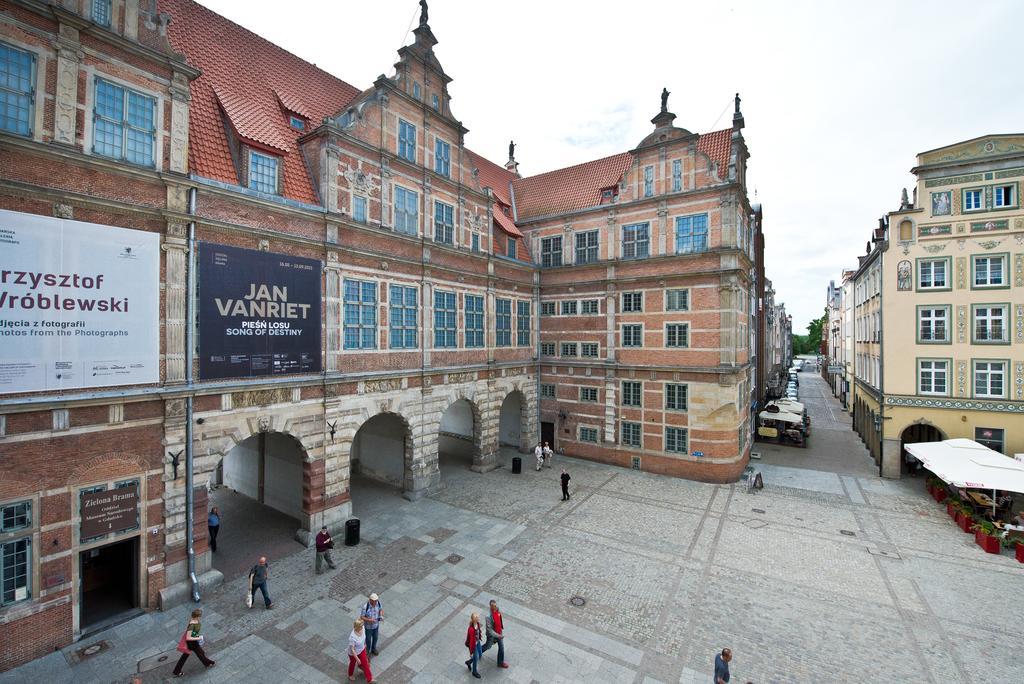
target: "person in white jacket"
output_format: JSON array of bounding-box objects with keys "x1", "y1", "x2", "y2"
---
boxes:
[
  {"x1": 534, "y1": 442, "x2": 544, "y2": 471},
  {"x1": 347, "y1": 619, "x2": 373, "y2": 682}
]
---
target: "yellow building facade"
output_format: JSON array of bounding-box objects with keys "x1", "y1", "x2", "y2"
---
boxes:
[{"x1": 881, "y1": 135, "x2": 1024, "y2": 477}]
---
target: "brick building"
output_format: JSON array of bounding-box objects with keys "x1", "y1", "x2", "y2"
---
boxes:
[{"x1": 0, "y1": 0, "x2": 764, "y2": 669}]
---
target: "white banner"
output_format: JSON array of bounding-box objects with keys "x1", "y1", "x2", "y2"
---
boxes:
[{"x1": 0, "y1": 209, "x2": 160, "y2": 394}]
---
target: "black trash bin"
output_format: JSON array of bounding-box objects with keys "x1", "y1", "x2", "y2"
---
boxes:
[
  {"x1": 345, "y1": 518, "x2": 360, "y2": 546},
  {"x1": 511, "y1": 456, "x2": 522, "y2": 474}
]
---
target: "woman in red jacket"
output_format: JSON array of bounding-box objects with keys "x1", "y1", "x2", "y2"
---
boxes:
[{"x1": 464, "y1": 612, "x2": 483, "y2": 679}]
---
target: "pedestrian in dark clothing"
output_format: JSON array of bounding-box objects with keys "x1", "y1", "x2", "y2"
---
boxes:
[
  {"x1": 172, "y1": 608, "x2": 215, "y2": 676},
  {"x1": 481, "y1": 599, "x2": 509, "y2": 668},
  {"x1": 207, "y1": 507, "x2": 220, "y2": 552},
  {"x1": 464, "y1": 612, "x2": 483, "y2": 679},
  {"x1": 560, "y1": 469, "x2": 571, "y2": 501},
  {"x1": 315, "y1": 525, "x2": 337, "y2": 574},
  {"x1": 714, "y1": 647, "x2": 732, "y2": 683},
  {"x1": 248, "y1": 556, "x2": 273, "y2": 608}
]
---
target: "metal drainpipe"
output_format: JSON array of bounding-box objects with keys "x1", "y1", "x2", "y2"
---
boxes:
[{"x1": 185, "y1": 186, "x2": 200, "y2": 602}]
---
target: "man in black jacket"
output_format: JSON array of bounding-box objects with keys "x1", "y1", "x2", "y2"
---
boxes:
[{"x1": 560, "y1": 469, "x2": 571, "y2": 501}]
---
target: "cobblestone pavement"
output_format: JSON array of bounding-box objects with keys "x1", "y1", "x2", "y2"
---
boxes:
[{"x1": 5, "y1": 378, "x2": 1023, "y2": 683}]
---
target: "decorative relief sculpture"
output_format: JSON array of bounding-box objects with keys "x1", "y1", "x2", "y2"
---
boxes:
[
  {"x1": 233, "y1": 389, "x2": 291, "y2": 407},
  {"x1": 363, "y1": 379, "x2": 401, "y2": 393},
  {"x1": 896, "y1": 260, "x2": 912, "y2": 291}
]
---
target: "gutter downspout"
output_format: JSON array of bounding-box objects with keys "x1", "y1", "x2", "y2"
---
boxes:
[
  {"x1": 185, "y1": 187, "x2": 200, "y2": 602},
  {"x1": 877, "y1": 242, "x2": 885, "y2": 478}
]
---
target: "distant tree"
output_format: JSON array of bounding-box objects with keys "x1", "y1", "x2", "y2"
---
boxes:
[{"x1": 791, "y1": 308, "x2": 827, "y2": 356}]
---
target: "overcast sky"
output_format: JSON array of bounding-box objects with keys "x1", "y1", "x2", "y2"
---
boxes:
[{"x1": 197, "y1": 0, "x2": 1022, "y2": 330}]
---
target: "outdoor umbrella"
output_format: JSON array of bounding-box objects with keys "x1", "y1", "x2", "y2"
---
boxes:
[{"x1": 906, "y1": 438, "x2": 1024, "y2": 515}]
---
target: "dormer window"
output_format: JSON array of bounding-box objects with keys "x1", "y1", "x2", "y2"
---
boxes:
[
  {"x1": 432, "y1": 94, "x2": 440, "y2": 111},
  {"x1": 91, "y1": 0, "x2": 112, "y2": 28},
  {"x1": 413, "y1": 82, "x2": 421, "y2": 100},
  {"x1": 289, "y1": 115, "x2": 305, "y2": 131},
  {"x1": 248, "y1": 150, "x2": 279, "y2": 194}
]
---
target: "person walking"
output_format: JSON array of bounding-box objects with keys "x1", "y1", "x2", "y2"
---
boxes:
[
  {"x1": 481, "y1": 599, "x2": 509, "y2": 669},
  {"x1": 464, "y1": 612, "x2": 483, "y2": 679},
  {"x1": 172, "y1": 608, "x2": 215, "y2": 677},
  {"x1": 542, "y1": 442, "x2": 553, "y2": 468},
  {"x1": 315, "y1": 525, "x2": 337, "y2": 574},
  {"x1": 347, "y1": 618, "x2": 373, "y2": 682},
  {"x1": 207, "y1": 506, "x2": 220, "y2": 553},
  {"x1": 361, "y1": 592, "x2": 383, "y2": 656},
  {"x1": 560, "y1": 469, "x2": 571, "y2": 501},
  {"x1": 534, "y1": 442, "x2": 544, "y2": 471},
  {"x1": 714, "y1": 647, "x2": 732, "y2": 684},
  {"x1": 248, "y1": 556, "x2": 273, "y2": 609}
]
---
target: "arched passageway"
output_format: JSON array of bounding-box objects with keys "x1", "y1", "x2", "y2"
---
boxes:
[
  {"x1": 499, "y1": 390, "x2": 527, "y2": 450},
  {"x1": 438, "y1": 398, "x2": 481, "y2": 470},
  {"x1": 900, "y1": 423, "x2": 944, "y2": 475},
  {"x1": 351, "y1": 412, "x2": 412, "y2": 490}
]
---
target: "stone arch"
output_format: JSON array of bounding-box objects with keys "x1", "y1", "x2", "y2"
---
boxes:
[
  {"x1": 217, "y1": 430, "x2": 308, "y2": 522},
  {"x1": 65, "y1": 452, "x2": 149, "y2": 487},
  {"x1": 437, "y1": 395, "x2": 484, "y2": 470},
  {"x1": 898, "y1": 419, "x2": 945, "y2": 475},
  {"x1": 350, "y1": 410, "x2": 416, "y2": 493},
  {"x1": 498, "y1": 387, "x2": 532, "y2": 451}
]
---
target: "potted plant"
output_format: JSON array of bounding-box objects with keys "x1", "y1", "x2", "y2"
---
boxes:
[
  {"x1": 1018, "y1": 542, "x2": 1024, "y2": 564},
  {"x1": 1001, "y1": 536, "x2": 1024, "y2": 563},
  {"x1": 972, "y1": 520, "x2": 1001, "y2": 554},
  {"x1": 953, "y1": 503, "x2": 974, "y2": 533},
  {"x1": 934, "y1": 486, "x2": 947, "y2": 504}
]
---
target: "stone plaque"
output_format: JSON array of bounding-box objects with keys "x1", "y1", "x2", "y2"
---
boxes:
[{"x1": 80, "y1": 485, "x2": 139, "y2": 539}]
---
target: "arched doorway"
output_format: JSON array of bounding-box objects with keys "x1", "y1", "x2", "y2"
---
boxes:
[
  {"x1": 350, "y1": 412, "x2": 414, "y2": 519},
  {"x1": 499, "y1": 390, "x2": 527, "y2": 451},
  {"x1": 900, "y1": 423, "x2": 944, "y2": 475},
  {"x1": 209, "y1": 432, "x2": 307, "y2": 578},
  {"x1": 438, "y1": 398, "x2": 480, "y2": 470}
]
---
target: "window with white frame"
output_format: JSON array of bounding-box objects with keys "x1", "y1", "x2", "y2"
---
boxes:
[
  {"x1": 516, "y1": 300, "x2": 531, "y2": 347},
  {"x1": 918, "y1": 359, "x2": 948, "y2": 395},
  {"x1": 918, "y1": 307, "x2": 948, "y2": 342},
  {"x1": 398, "y1": 119, "x2": 416, "y2": 162},
  {"x1": 666, "y1": 323, "x2": 689, "y2": 348},
  {"x1": 974, "y1": 305, "x2": 1007, "y2": 342},
  {"x1": 433, "y1": 291, "x2": 456, "y2": 348},
  {"x1": 665, "y1": 383, "x2": 688, "y2": 410},
  {"x1": 561, "y1": 300, "x2": 577, "y2": 316},
  {"x1": 665, "y1": 427, "x2": 688, "y2": 454},
  {"x1": 394, "y1": 186, "x2": 419, "y2": 235},
  {"x1": 621, "y1": 421, "x2": 642, "y2": 447},
  {"x1": 0, "y1": 42, "x2": 35, "y2": 137},
  {"x1": 352, "y1": 195, "x2": 367, "y2": 223},
  {"x1": 643, "y1": 165, "x2": 654, "y2": 197},
  {"x1": 675, "y1": 214, "x2": 709, "y2": 254},
  {"x1": 918, "y1": 259, "x2": 948, "y2": 289},
  {"x1": 974, "y1": 360, "x2": 1006, "y2": 398},
  {"x1": 579, "y1": 426, "x2": 598, "y2": 443},
  {"x1": 974, "y1": 255, "x2": 1006, "y2": 287},
  {"x1": 434, "y1": 201, "x2": 454, "y2": 244},
  {"x1": 540, "y1": 342, "x2": 556, "y2": 356},
  {"x1": 464, "y1": 294, "x2": 484, "y2": 348},
  {"x1": 1, "y1": 499, "x2": 32, "y2": 606},
  {"x1": 671, "y1": 159, "x2": 682, "y2": 192},
  {"x1": 541, "y1": 236, "x2": 562, "y2": 267},
  {"x1": 560, "y1": 342, "x2": 578, "y2": 357},
  {"x1": 621, "y1": 292, "x2": 643, "y2": 313},
  {"x1": 91, "y1": 0, "x2": 112, "y2": 27},
  {"x1": 541, "y1": 301, "x2": 556, "y2": 316},
  {"x1": 975, "y1": 427, "x2": 1005, "y2": 453},
  {"x1": 248, "y1": 151, "x2": 280, "y2": 194},
  {"x1": 388, "y1": 285, "x2": 417, "y2": 349},
  {"x1": 94, "y1": 78, "x2": 156, "y2": 166},
  {"x1": 580, "y1": 387, "x2": 598, "y2": 402},
  {"x1": 581, "y1": 342, "x2": 599, "y2": 358},
  {"x1": 622, "y1": 381, "x2": 641, "y2": 407},
  {"x1": 496, "y1": 298, "x2": 512, "y2": 346},
  {"x1": 541, "y1": 384, "x2": 556, "y2": 398},
  {"x1": 621, "y1": 223, "x2": 650, "y2": 259},
  {"x1": 994, "y1": 184, "x2": 1016, "y2": 208},
  {"x1": 581, "y1": 299, "x2": 599, "y2": 314},
  {"x1": 434, "y1": 138, "x2": 451, "y2": 177},
  {"x1": 964, "y1": 189, "x2": 983, "y2": 211},
  {"x1": 665, "y1": 288, "x2": 689, "y2": 311},
  {"x1": 575, "y1": 230, "x2": 599, "y2": 264},
  {"x1": 343, "y1": 279, "x2": 377, "y2": 349},
  {"x1": 622, "y1": 324, "x2": 642, "y2": 347}
]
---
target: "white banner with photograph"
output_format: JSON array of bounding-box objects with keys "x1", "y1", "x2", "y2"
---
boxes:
[{"x1": 0, "y1": 209, "x2": 160, "y2": 394}]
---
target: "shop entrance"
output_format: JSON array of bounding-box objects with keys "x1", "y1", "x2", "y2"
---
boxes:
[
  {"x1": 541, "y1": 421, "x2": 555, "y2": 450},
  {"x1": 79, "y1": 537, "x2": 138, "y2": 630}
]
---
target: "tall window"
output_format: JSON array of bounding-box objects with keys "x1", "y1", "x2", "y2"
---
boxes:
[
  {"x1": 388, "y1": 285, "x2": 417, "y2": 349},
  {"x1": 516, "y1": 301, "x2": 531, "y2": 347},
  {"x1": 94, "y1": 79, "x2": 156, "y2": 166},
  {"x1": 994, "y1": 185, "x2": 1016, "y2": 208},
  {"x1": 398, "y1": 119, "x2": 416, "y2": 162},
  {"x1": 343, "y1": 279, "x2": 377, "y2": 349},
  {"x1": 575, "y1": 230, "x2": 599, "y2": 264},
  {"x1": 464, "y1": 294, "x2": 484, "y2": 348},
  {"x1": 671, "y1": 159, "x2": 682, "y2": 192},
  {"x1": 433, "y1": 291, "x2": 456, "y2": 348},
  {"x1": 621, "y1": 223, "x2": 650, "y2": 259},
  {"x1": 665, "y1": 383, "x2": 688, "y2": 410},
  {"x1": 643, "y1": 166, "x2": 654, "y2": 197},
  {"x1": 665, "y1": 323, "x2": 689, "y2": 348},
  {"x1": 918, "y1": 360, "x2": 948, "y2": 395},
  {"x1": 974, "y1": 255, "x2": 1006, "y2": 287},
  {"x1": 665, "y1": 427, "x2": 688, "y2": 454},
  {"x1": 495, "y1": 298, "x2": 512, "y2": 346},
  {"x1": 471, "y1": 233, "x2": 480, "y2": 253},
  {"x1": 964, "y1": 189, "x2": 983, "y2": 211},
  {"x1": 621, "y1": 422, "x2": 642, "y2": 447},
  {"x1": 973, "y1": 360, "x2": 1006, "y2": 398},
  {"x1": 434, "y1": 138, "x2": 451, "y2": 177},
  {"x1": 0, "y1": 42, "x2": 35, "y2": 137},
  {"x1": 412, "y1": 82, "x2": 421, "y2": 100},
  {"x1": 352, "y1": 195, "x2": 367, "y2": 223},
  {"x1": 665, "y1": 288, "x2": 689, "y2": 311},
  {"x1": 918, "y1": 307, "x2": 948, "y2": 342},
  {"x1": 394, "y1": 186, "x2": 418, "y2": 235},
  {"x1": 622, "y1": 381, "x2": 642, "y2": 407},
  {"x1": 973, "y1": 305, "x2": 1007, "y2": 342},
  {"x1": 622, "y1": 324, "x2": 642, "y2": 347},
  {"x1": 91, "y1": 0, "x2": 112, "y2": 27},
  {"x1": 975, "y1": 427, "x2": 1005, "y2": 453},
  {"x1": 675, "y1": 214, "x2": 709, "y2": 254},
  {"x1": 1, "y1": 499, "x2": 31, "y2": 606},
  {"x1": 507, "y1": 236, "x2": 517, "y2": 259},
  {"x1": 918, "y1": 259, "x2": 948, "y2": 289},
  {"x1": 434, "y1": 201, "x2": 454, "y2": 244},
  {"x1": 622, "y1": 292, "x2": 643, "y2": 313},
  {"x1": 541, "y1": 236, "x2": 562, "y2": 267},
  {"x1": 248, "y1": 151, "x2": 279, "y2": 194}
]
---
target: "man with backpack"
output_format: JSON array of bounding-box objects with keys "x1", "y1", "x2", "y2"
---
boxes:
[{"x1": 360, "y1": 592, "x2": 384, "y2": 656}]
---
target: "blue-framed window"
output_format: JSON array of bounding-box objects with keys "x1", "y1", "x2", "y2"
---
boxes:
[
  {"x1": 671, "y1": 159, "x2": 682, "y2": 192},
  {"x1": 248, "y1": 150, "x2": 279, "y2": 194},
  {"x1": 94, "y1": 78, "x2": 156, "y2": 166},
  {"x1": 0, "y1": 42, "x2": 35, "y2": 137},
  {"x1": 507, "y1": 236, "x2": 517, "y2": 259},
  {"x1": 394, "y1": 186, "x2": 418, "y2": 235},
  {"x1": 433, "y1": 291, "x2": 456, "y2": 348},
  {"x1": 471, "y1": 233, "x2": 480, "y2": 253},
  {"x1": 643, "y1": 165, "x2": 654, "y2": 197},
  {"x1": 464, "y1": 294, "x2": 484, "y2": 347},
  {"x1": 434, "y1": 201, "x2": 454, "y2": 244},
  {"x1": 388, "y1": 285, "x2": 417, "y2": 349},
  {"x1": 432, "y1": 94, "x2": 440, "y2": 111},
  {"x1": 353, "y1": 195, "x2": 367, "y2": 223},
  {"x1": 413, "y1": 82, "x2": 421, "y2": 100},
  {"x1": 516, "y1": 300, "x2": 530, "y2": 347},
  {"x1": 622, "y1": 223, "x2": 649, "y2": 259},
  {"x1": 398, "y1": 119, "x2": 416, "y2": 162},
  {"x1": 91, "y1": 0, "x2": 112, "y2": 27},
  {"x1": 343, "y1": 279, "x2": 377, "y2": 350},
  {"x1": 665, "y1": 427, "x2": 688, "y2": 453},
  {"x1": 496, "y1": 298, "x2": 512, "y2": 346},
  {"x1": 289, "y1": 115, "x2": 305, "y2": 130},
  {"x1": 675, "y1": 214, "x2": 708, "y2": 254},
  {"x1": 964, "y1": 189, "x2": 983, "y2": 211},
  {"x1": 994, "y1": 184, "x2": 1016, "y2": 208},
  {"x1": 435, "y1": 138, "x2": 451, "y2": 177}
]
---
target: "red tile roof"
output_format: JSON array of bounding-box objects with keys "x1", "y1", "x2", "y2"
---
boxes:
[
  {"x1": 696, "y1": 128, "x2": 733, "y2": 179},
  {"x1": 511, "y1": 152, "x2": 633, "y2": 220},
  {"x1": 465, "y1": 149, "x2": 515, "y2": 206},
  {"x1": 492, "y1": 207, "x2": 523, "y2": 238},
  {"x1": 160, "y1": 0, "x2": 362, "y2": 204}
]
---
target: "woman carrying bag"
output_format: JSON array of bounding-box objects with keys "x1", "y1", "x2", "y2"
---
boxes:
[
  {"x1": 172, "y1": 608, "x2": 216, "y2": 676},
  {"x1": 464, "y1": 612, "x2": 483, "y2": 679}
]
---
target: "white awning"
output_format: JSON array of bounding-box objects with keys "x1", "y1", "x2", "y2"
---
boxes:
[
  {"x1": 768, "y1": 399, "x2": 805, "y2": 412},
  {"x1": 906, "y1": 438, "x2": 1024, "y2": 494},
  {"x1": 759, "y1": 410, "x2": 803, "y2": 425}
]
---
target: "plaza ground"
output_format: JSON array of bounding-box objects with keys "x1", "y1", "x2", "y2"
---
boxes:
[{"x1": 4, "y1": 372, "x2": 1022, "y2": 683}]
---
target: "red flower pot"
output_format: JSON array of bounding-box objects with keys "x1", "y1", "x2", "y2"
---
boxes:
[
  {"x1": 946, "y1": 502, "x2": 955, "y2": 517},
  {"x1": 926, "y1": 483, "x2": 935, "y2": 497},
  {"x1": 975, "y1": 531, "x2": 1001, "y2": 554},
  {"x1": 935, "y1": 489, "x2": 947, "y2": 503},
  {"x1": 956, "y1": 512, "x2": 973, "y2": 532},
  {"x1": 1016, "y1": 543, "x2": 1024, "y2": 563}
]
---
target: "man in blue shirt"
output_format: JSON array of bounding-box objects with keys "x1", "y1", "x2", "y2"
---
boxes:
[{"x1": 714, "y1": 648, "x2": 731, "y2": 683}]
